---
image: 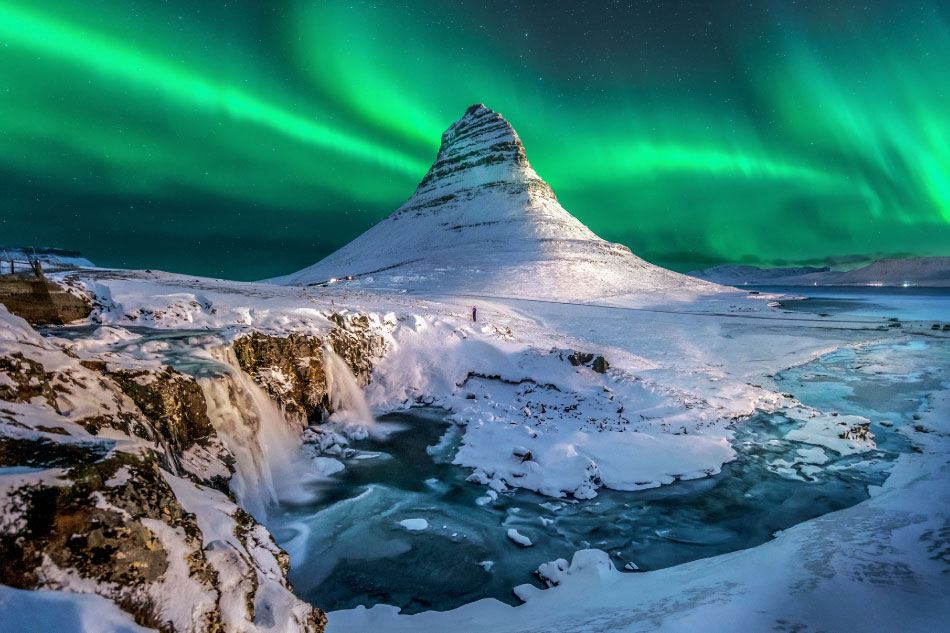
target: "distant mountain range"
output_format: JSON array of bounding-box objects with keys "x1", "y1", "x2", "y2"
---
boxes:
[{"x1": 689, "y1": 257, "x2": 950, "y2": 287}]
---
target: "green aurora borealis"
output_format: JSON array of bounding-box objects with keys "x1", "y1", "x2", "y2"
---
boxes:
[{"x1": 1, "y1": 0, "x2": 948, "y2": 279}]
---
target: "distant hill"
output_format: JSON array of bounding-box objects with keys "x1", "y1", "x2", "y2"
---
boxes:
[{"x1": 689, "y1": 257, "x2": 950, "y2": 287}]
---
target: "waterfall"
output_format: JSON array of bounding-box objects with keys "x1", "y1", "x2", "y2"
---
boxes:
[
  {"x1": 322, "y1": 344, "x2": 376, "y2": 437},
  {"x1": 199, "y1": 346, "x2": 314, "y2": 520}
]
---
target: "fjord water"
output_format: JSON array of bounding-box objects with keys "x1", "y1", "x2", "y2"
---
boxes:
[
  {"x1": 269, "y1": 335, "x2": 947, "y2": 614},
  {"x1": 766, "y1": 285, "x2": 950, "y2": 321}
]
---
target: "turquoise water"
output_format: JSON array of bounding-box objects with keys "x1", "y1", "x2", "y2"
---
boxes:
[{"x1": 270, "y1": 336, "x2": 947, "y2": 613}]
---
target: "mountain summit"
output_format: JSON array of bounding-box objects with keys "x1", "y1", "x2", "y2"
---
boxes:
[{"x1": 276, "y1": 104, "x2": 721, "y2": 300}]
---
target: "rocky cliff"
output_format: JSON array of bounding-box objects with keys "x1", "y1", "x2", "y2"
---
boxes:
[
  {"x1": 0, "y1": 304, "x2": 386, "y2": 632},
  {"x1": 232, "y1": 313, "x2": 386, "y2": 424}
]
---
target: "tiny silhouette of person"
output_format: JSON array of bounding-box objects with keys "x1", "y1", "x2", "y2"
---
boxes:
[{"x1": 472, "y1": 306, "x2": 477, "y2": 322}]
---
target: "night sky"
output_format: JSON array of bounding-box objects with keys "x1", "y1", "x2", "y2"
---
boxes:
[{"x1": 2, "y1": 1, "x2": 948, "y2": 280}]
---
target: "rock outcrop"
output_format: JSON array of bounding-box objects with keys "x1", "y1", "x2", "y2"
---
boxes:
[
  {"x1": 110, "y1": 366, "x2": 215, "y2": 456},
  {"x1": 232, "y1": 333, "x2": 328, "y2": 423},
  {"x1": 0, "y1": 276, "x2": 92, "y2": 325},
  {"x1": 566, "y1": 351, "x2": 610, "y2": 374},
  {"x1": 232, "y1": 313, "x2": 386, "y2": 423}
]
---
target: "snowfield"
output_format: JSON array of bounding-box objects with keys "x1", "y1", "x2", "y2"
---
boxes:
[{"x1": 2, "y1": 261, "x2": 947, "y2": 632}]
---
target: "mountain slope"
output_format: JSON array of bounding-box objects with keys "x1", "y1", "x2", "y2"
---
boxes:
[{"x1": 275, "y1": 104, "x2": 724, "y2": 301}]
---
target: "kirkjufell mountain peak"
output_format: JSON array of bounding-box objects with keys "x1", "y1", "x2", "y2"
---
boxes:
[{"x1": 275, "y1": 104, "x2": 721, "y2": 300}]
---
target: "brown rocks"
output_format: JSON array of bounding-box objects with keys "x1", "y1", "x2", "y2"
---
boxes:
[
  {"x1": 110, "y1": 366, "x2": 215, "y2": 455},
  {"x1": 0, "y1": 352, "x2": 60, "y2": 409},
  {"x1": 566, "y1": 351, "x2": 609, "y2": 373},
  {"x1": 0, "y1": 451, "x2": 206, "y2": 627},
  {"x1": 232, "y1": 314, "x2": 385, "y2": 423},
  {"x1": 233, "y1": 332, "x2": 329, "y2": 423},
  {"x1": 0, "y1": 276, "x2": 92, "y2": 325}
]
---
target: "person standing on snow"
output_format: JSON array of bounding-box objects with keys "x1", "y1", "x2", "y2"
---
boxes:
[{"x1": 472, "y1": 306, "x2": 477, "y2": 322}]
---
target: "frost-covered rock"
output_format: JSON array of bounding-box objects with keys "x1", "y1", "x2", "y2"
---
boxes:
[
  {"x1": 0, "y1": 307, "x2": 325, "y2": 632},
  {"x1": 109, "y1": 366, "x2": 215, "y2": 456}
]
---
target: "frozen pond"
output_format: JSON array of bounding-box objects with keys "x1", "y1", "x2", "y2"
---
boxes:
[{"x1": 268, "y1": 335, "x2": 946, "y2": 614}]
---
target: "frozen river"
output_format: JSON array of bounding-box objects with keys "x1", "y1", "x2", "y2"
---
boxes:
[{"x1": 269, "y1": 336, "x2": 946, "y2": 613}]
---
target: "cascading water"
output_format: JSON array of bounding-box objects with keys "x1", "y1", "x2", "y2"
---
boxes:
[
  {"x1": 199, "y1": 346, "x2": 314, "y2": 520},
  {"x1": 322, "y1": 344, "x2": 377, "y2": 437}
]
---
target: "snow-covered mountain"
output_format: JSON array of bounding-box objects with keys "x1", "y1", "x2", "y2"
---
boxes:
[
  {"x1": 690, "y1": 257, "x2": 950, "y2": 287},
  {"x1": 274, "y1": 104, "x2": 723, "y2": 301}
]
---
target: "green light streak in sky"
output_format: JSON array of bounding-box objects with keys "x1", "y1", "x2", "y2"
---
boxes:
[
  {"x1": 0, "y1": 2, "x2": 427, "y2": 178},
  {"x1": 0, "y1": 0, "x2": 947, "y2": 279}
]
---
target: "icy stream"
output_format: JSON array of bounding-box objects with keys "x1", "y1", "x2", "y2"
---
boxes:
[{"x1": 267, "y1": 337, "x2": 946, "y2": 614}]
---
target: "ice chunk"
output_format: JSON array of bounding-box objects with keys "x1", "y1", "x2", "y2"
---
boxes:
[{"x1": 506, "y1": 528, "x2": 533, "y2": 547}]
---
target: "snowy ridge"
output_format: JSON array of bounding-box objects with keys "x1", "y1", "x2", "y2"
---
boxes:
[{"x1": 273, "y1": 105, "x2": 725, "y2": 301}]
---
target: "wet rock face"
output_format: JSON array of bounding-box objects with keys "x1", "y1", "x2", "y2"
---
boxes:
[
  {"x1": 233, "y1": 332, "x2": 329, "y2": 423},
  {"x1": 324, "y1": 313, "x2": 387, "y2": 384},
  {"x1": 233, "y1": 314, "x2": 385, "y2": 423},
  {"x1": 110, "y1": 366, "x2": 215, "y2": 455}
]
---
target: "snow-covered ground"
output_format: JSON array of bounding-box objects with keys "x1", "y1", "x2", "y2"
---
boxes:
[
  {"x1": 3, "y1": 103, "x2": 948, "y2": 631},
  {"x1": 1, "y1": 261, "x2": 946, "y2": 631},
  {"x1": 61, "y1": 267, "x2": 914, "y2": 502}
]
